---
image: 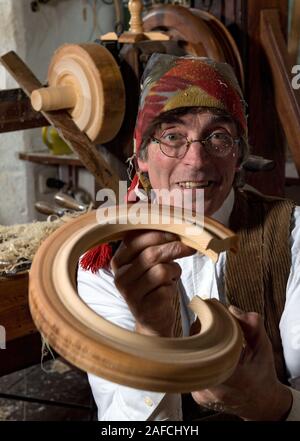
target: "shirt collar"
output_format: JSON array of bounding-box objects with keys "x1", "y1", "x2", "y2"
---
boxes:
[{"x1": 211, "y1": 188, "x2": 235, "y2": 227}]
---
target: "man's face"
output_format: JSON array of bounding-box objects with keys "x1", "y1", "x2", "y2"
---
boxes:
[{"x1": 137, "y1": 111, "x2": 240, "y2": 216}]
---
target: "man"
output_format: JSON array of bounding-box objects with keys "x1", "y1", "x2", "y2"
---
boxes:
[{"x1": 77, "y1": 54, "x2": 300, "y2": 421}]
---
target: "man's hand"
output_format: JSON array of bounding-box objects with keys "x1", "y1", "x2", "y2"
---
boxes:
[
  {"x1": 192, "y1": 306, "x2": 293, "y2": 420},
  {"x1": 111, "y1": 230, "x2": 195, "y2": 337}
]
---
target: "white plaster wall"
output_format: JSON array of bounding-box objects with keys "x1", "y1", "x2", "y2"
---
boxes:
[
  {"x1": 0, "y1": 0, "x2": 116, "y2": 225},
  {"x1": 0, "y1": 0, "x2": 28, "y2": 225}
]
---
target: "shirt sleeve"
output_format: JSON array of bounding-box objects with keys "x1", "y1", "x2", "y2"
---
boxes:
[
  {"x1": 77, "y1": 266, "x2": 168, "y2": 421},
  {"x1": 279, "y1": 205, "x2": 300, "y2": 419}
]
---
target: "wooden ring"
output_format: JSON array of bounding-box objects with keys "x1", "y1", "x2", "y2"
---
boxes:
[{"x1": 29, "y1": 205, "x2": 243, "y2": 392}]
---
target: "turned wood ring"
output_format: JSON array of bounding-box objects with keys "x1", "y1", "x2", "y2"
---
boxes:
[
  {"x1": 31, "y1": 44, "x2": 125, "y2": 143},
  {"x1": 29, "y1": 204, "x2": 243, "y2": 393}
]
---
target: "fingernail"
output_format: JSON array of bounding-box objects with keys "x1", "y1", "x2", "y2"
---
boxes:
[{"x1": 229, "y1": 305, "x2": 244, "y2": 315}]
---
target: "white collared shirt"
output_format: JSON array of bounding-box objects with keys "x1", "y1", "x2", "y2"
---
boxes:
[{"x1": 77, "y1": 189, "x2": 300, "y2": 421}]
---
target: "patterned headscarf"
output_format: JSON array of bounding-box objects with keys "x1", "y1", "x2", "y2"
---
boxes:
[
  {"x1": 127, "y1": 53, "x2": 247, "y2": 199},
  {"x1": 136, "y1": 53, "x2": 246, "y2": 152}
]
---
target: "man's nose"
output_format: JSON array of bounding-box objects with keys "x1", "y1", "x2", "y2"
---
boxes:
[{"x1": 182, "y1": 140, "x2": 210, "y2": 166}]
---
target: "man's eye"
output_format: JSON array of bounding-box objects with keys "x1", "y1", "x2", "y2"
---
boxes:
[
  {"x1": 210, "y1": 132, "x2": 231, "y2": 142},
  {"x1": 162, "y1": 133, "x2": 185, "y2": 142}
]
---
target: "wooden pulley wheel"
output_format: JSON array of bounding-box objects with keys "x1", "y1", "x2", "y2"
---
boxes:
[
  {"x1": 29, "y1": 205, "x2": 243, "y2": 393},
  {"x1": 143, "y1": 5, "x2": 244, "y2": 88},
  {"x1": 143, "y1": 5, "x2": 226, "y2": 60},
  {"x1": 31, "y1": 43, "x2": 125, "y2": 143}
]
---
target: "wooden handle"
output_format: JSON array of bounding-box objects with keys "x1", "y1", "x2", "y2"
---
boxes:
[
  {"x1": 29, "y1": 205, "x2": 242, "y2": 393},
  {"x1": 31, "y1": 85, "x2": 77, "y2": 112},
  {"x1": 54, "y1": 193, "x2": 86, "y2": 211},
  {"x1": 128, "y1": 0, "x2": 144, "y2": 33},
  {"x1": 35, "y1": 201, "x2": 64, "y2": 216}
]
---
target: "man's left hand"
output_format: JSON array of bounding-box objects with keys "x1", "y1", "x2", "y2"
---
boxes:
[{"x1": 192, "y1": 306, "x2": 293, "y2": 420}]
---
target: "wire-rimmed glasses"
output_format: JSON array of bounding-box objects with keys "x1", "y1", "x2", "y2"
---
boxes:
[{"x1": 151, "y1": 132, "x2": 240, "y2": 158}]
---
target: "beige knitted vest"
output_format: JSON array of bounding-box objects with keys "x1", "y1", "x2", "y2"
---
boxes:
[{"x1": 225, "y1": 188, "x2": 295, "y2": 383}]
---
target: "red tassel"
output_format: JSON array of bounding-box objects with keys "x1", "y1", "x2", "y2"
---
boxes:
[{"x1": 80, "y1": 243, "x2": 113, "y2": 273}]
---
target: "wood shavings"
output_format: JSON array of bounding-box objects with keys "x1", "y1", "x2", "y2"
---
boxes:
[
  {"x1": 0, "y1": 212, "x2": 84, "y2": 274},
  {"x1": 0, "y1": 219, "x2": 62, "y2": 263}
]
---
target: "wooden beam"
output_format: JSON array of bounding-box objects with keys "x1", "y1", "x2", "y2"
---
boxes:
[
  {"x1": 18, "y1": 151, "x2": 83, "y2": 167},
  {"x1": 245, "y1": 0, "x2": 288, "y2": 196},
  {"x1": 288, "y1": 0, "x2": 300, "y2": 64},
  {"x1": 0, "y1": 51, "x2": 120, "y2": 194},
  {"x1": 0, "y1": 88, "x2": 48, "y2": 133},
  {"x1": 261, "y1": 8, "x2": 300, "y2": 177}
]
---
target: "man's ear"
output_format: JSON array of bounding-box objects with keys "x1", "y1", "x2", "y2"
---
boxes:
[{"x1": 137, "y1": 157, "x2": 149, "y2": 173}]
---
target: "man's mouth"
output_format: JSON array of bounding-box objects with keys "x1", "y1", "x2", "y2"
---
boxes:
[{"x1": 175, "y1": 181, "x2": 214, "y2": 189}]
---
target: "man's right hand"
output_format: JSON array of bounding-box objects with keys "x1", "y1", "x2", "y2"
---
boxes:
[{"x1": 111, "y1": 230, "x2": 196, "y2": 337}]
